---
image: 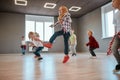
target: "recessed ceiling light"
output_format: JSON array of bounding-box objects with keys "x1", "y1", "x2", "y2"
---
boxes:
[
  {"x1": 44, "y1": 2, "x2": 56, "y2": 9},
  {"x1": 14, "y1": 0, "x2": 27, "y2": 6},
  {"x1": 69, "y1": 6, "x2": 81, "y2": 12}
]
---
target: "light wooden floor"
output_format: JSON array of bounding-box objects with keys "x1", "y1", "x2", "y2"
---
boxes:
[{"x1": 0, "y1": 53, "x2": 120, "y2": 80}]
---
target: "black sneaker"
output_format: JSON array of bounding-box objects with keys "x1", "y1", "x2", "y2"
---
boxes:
[
  {"x1": 113, "y1": 64, "x2": 120, "y2": 72},
  {"x1": 72, "y1": 53, "x2": 76, "y2": 56},
  {"x1": 38, "y1": 57, "x2": 43, "y2": 60}
]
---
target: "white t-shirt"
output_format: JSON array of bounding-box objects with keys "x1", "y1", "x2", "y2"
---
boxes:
[
  {"x1": 113, "y1": 10, "x2": 120, "y2": 33},
  {"x1": 21, "y1": 40, "x2": 26, "y2": 45},
  {"x1": 32, "y1": 39, "x2": 43, "y2": 47}
]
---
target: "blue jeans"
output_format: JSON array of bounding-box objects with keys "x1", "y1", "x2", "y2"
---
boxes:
[
  {"x1": 34, "y1": 47, "x2": 44, "y2": 57},
  {"x1": 49, "y1": 29, "x2": 70, "y2": 55},
  {"x1": 112, "y1": 35, "x2": 120, "y2": 64},
  {"x1": 21, "y1": 48, "x2": 25, "y2": 55}
]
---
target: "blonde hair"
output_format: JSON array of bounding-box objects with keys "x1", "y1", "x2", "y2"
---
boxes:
[
  {"x1": 88, "y1": 30, "x2": 93, "y2": 35},
  {"x1": 35, "y1": 32, "x2": 39, "y2": 37},
  {"x1": 58, "y1": 6, "x2": 68, "y2": 22}
]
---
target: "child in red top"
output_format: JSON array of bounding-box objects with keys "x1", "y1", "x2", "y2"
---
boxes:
[{"x1": 86, "y1": 30, "x2": 99, "y2": 58}]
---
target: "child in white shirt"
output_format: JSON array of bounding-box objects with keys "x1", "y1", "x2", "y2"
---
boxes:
[
  {"x1": 28, "y1": 32, "x2": 44, "y2": 60},
  {"x1": 21, "y1": 36, "x2": 26, "y2": 55}
]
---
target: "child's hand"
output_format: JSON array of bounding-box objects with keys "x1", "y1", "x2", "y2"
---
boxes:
[
  {"x1": 29, "y1": 42, "x2": 34, "y2": 47},
  {"x1": 29, "y1": 44, "x2": 32, "y2": 47},
  {"x1": 85, "y1": 43, "x2": 88, "y2": 46},
  {"x1": 84, "y1": 44, "x2": 87, "y2": 47},
  {"x1": 107, "y1": 48, "x2": 112, "y2": 55},
  {"x1": 49, "y1": 24, "x2": 54, "y2": 28}
]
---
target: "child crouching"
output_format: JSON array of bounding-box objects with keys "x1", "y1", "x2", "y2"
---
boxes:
[{"x1": 28, "y1": 32, "x2": 44, "y2": 60}]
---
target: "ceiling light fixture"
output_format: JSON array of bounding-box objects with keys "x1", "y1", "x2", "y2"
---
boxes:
[
  {"x1": 14, "y1": 0, "x2": 27, "y2": 6},
  {"x1": 44, "y1": 2, "x2": 56, "y2": 9},
  {"x1": 69, "y1": 6, "x2": 81, "y2": 12}
]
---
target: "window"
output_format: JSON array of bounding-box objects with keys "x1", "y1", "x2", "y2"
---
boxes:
[
  {"x1": 44, "y1": 22, "x2": 53, "y2": 41},
  {"x1": 25, "y1": 15, "x2": 54, "y2": 41},
  {"x1": 36, "y1": 22, "x2": 44, "y2": 40},
  {"x1": 101, "y1": 2, "x2": 115, "y2": 38},
  {"x1": 25, "y1": 21, "x2": 35, "y2": 41}
]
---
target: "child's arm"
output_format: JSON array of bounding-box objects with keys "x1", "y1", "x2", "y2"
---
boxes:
[
  {"x1": 85, "y1": 36, "x2": 94, "y2": 47},
  {"x1": 49, "y1": 21, "x2": 60, "y2": 28},
  {"x1": 34, "y1": 37, "x2": 43, "y2": 44},
  {"x1": 107, "y1": 34, "x2": 116, "y2": 55},
  {"x1": 86, "y1": 38, "x2": 91, "y2": 46},
  {"x1": 29, "y1": 42, "x2": 35, "y2": 47},
  {"x1": 86, "y1": 42, "x2": 89, "y2": 46}
]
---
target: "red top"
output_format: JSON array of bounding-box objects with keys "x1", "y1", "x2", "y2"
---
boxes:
[{"x1": 86, "y1": 36, "x2": 99, "y2": 48}]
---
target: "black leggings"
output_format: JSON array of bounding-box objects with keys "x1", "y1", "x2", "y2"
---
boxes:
[{"x1": 89, "y1": 48, "x2": 96, "y2": 56}]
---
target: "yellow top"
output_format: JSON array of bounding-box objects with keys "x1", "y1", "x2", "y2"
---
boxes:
[{"x1": 69, "y1": 34, "x2": 77, "y2": 45}]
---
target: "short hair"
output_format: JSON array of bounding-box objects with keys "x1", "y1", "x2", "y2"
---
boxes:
[
  {"x1": 88, "y1": 30, "x2": 93, "y2": 35},
  {"x1": 28, "y1": 32, "x2": 34, "y2": 39},
  {"x1": 35, "y1": 32, "x2": 39, "y2": 37}
]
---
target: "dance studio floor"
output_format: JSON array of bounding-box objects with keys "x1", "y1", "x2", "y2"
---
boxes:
[{"x1": 0, "y1": 53, "x2": 120, "y2": 80}]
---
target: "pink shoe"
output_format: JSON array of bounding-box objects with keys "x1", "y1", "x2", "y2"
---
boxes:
[
  {"x1": 43, "y1": 43, "x2": 52, "y2": 48},
  {"x1": 62, "y1": 55, "x2": 69, "y2": 63}
]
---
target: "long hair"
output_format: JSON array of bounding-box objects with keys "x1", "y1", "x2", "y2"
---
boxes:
[
  {"x1": 58, "y1": 6, "x2": 68, "y2": 22},
  {"x1": 112, "y1": 0, "x2": 120, "y2": 9}
]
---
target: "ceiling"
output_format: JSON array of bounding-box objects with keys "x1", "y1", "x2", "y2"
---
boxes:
[{"x1": 0, "y1": 0, "x2": 112, "y2": 18}]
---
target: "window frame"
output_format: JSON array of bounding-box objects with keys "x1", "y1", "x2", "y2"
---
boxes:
[{"x1": 101, "y1": 2, "x2": 115, "y2": 39}]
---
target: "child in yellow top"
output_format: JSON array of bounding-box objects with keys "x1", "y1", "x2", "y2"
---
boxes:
[{"x1": 69, "y1": 29, "x2": 77, "y2": 56}]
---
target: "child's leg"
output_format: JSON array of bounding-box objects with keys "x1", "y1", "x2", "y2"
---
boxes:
[
  {"x1": 44, "y1": 30, "x2": 64, "y2": 48},
  {"x1": 73, "y1": 44, "x2": 77, "y2": 54},
  {"x1": 69, "y1": 45, "x2": 72, "y2": 53},
  {"x1": 112, "y1": 36, "x2": 120, "y2": 70},
  {"x1": 63, "y1": 32, "x2": 70, "y2": 63},
  {"x1": 23, "y1": 49, "x2": 25, "y2": 55},
  {"x1": 49, "y1": 30, "x2": 64, "y2": 43},
  {"x1": 34, "y1": 47, "x2": 44, "y2": 57},
  {"x1": 71, "y1": 45, "x2": 76, "y2": 56},
  {"x1": 63, "y1": 32, "x2": 70, "y2": 55},
  {"x1": 21, "y1": 48, "x2": 25, "y2": 55},
  {"x1": 89, "y1": 48, "x2": 96, "y2": 56}
]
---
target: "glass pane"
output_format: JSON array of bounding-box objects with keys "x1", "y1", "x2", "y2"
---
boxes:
[
  {"x1": 101, "y1": 2, "x2": 115, "y2": 38},
  {"x1": 44, "y1": 22, "x2": 54, "y2": 41},
  {"x1": 25, "y1": 21, "x2": 35, "y2": 41},
  {"x1": 36, "y1": 22, "x2": 44, "y2": 41},
  {"x1": 105, "y1": 11, "x2": 115, "y2": 37}
]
